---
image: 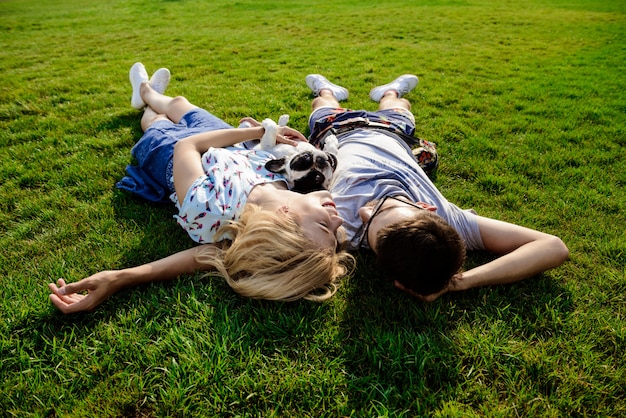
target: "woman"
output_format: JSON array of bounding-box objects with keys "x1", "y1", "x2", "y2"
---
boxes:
[{"x1": 48, "y1": 63, "x2": 354, "y2": 314}]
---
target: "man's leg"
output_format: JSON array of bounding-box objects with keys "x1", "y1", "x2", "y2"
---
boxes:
[
  {"x1": 378, "y1": 92, "x2": 412, "y2": 111},
  {"x1": 312, "y1": 90, "x2": 341, "y2": 111},
  {"x1": 370, "y1": 75, "x2": 439, "y2": 175},
  {"x1": 369, "y1": 75, "x2": 418, "y2": 111},
  {"x1": 306, "y1": 74, "x2": 349, "y2": 110}
]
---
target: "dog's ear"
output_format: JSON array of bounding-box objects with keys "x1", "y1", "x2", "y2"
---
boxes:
[{"x1": 265, "y1": 158, "x2": 287, "y2": 174}]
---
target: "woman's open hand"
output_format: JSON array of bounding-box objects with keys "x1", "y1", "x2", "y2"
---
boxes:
[
  {"x1": 48, "y1": 271, "x2": 119, "y2": 314},
  {"x1": 277, "y1": 126, "x2": 307, "y2": 145}
]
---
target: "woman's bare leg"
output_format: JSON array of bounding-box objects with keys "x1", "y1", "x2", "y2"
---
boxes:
[
  {"x1": 140, "y1": 103, "x2": 167, "y2": 132},
  {"x1": 139, "y1": 82, "x2": 198, "y2": 131}
]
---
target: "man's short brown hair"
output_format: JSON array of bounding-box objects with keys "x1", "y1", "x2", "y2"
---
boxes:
[{"x1": 375, "y1": 212, "x2": 466, "y2": 296}]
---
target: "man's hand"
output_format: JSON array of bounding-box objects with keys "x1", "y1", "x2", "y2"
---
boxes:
[
  {"x1": 394, "y1": 280, "x2": 448, "y2": 302},
  {"x1": 238, "y1": 117, "x2": 261, "y2": 127},
  {"x1": 393, "y1": 273, "x2": 466, "y2": 302}
]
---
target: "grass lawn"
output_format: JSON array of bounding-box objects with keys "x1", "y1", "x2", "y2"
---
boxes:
[{"x1": 1, "y1": 0, "x2": 624, "y2": 416}]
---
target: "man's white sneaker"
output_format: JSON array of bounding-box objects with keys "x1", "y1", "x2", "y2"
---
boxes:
[
  {"x1": 149, "y1": 68, "x2": 170, "y2": 95},
  {"x1": 369, "y1": 74, "x2": 418, "y2": 102},
  {"x1": 129, "y1": 62, "x2": 149, "y2": 109},
  {"x1": 306, "y1": 74, "x2": 349, "y2": 101}
]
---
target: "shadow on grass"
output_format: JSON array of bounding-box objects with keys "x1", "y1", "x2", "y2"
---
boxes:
[{"x1": 337, "y1": 250, "x2": 573, "y2": 412}]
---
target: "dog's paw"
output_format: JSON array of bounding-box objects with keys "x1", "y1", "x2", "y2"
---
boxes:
[
  {"x1": 260, "y1": 118, "x2": 278, "y2": 149},
  {"x1": 277, "y1": 114, "x2": 289, "y2": 126},
  {"x1": 323, "y1": 134, "x2": 339, "y2": 156}
]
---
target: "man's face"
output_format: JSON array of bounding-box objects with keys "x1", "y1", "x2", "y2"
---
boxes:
[{"x1": 357, "y1": 196, "x2": 436, "y2": 252}]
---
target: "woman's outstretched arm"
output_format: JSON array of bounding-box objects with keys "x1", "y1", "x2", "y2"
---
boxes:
[{"x1": 48, "y1": 245, "x2": 218, "y2": 314}]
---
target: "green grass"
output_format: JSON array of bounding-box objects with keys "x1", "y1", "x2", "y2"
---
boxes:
[{"x1": 1, "y1": 0, "x2": 624, "y2": 416}]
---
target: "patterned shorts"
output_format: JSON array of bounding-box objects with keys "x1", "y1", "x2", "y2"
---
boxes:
[{"x1": 308, "y1": 107, "x2": 438, "y2": 178}]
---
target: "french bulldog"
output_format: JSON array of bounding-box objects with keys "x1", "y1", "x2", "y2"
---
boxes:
[{"x1": 254, "y1": 116, "x2": 338, "y2": 193}]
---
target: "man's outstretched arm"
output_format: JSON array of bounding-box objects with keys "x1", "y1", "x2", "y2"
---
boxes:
[{"x1": 400, "y1": 215, "x2": 569, "y2": 302}]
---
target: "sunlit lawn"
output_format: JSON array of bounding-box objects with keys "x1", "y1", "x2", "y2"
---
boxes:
[{"x1": 1, "y1": 0, "x2": 624, "y2": 416}]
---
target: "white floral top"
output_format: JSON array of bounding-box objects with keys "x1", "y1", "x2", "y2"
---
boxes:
[{"x1": 171, "y1": 146, "x2": 287, "y2": 243}]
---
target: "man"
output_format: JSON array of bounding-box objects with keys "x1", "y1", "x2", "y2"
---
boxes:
[{"x1": 304, "y1": 74, "x2": 569, "y2": 301}]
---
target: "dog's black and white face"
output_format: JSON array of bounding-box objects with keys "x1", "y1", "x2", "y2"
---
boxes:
[
  {"x1": 252, "y1": 117, "x2": 339, "y2": 193},
  {"x1": 265, "y1": 142, "x2": 337, "y2": 193}
]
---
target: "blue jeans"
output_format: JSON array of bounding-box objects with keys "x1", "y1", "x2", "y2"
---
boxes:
[{"x1": 116, "y1": 108, "x2": 233, "y2": 202}]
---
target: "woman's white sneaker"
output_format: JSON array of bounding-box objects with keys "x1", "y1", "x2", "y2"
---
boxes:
[
  {"x1": 149, "y1": 68, "x2": 170, "y2": 95},
  {"x1": 129, "y1": 62, "x2": 149, "y2": 109}
]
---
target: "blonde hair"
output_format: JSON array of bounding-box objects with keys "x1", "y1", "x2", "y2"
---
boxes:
[{"x1": 196, "y1": 205, "x2": 354, "y2": 302}]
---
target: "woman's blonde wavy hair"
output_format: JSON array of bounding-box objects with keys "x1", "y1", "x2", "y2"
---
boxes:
[{"x1": 196, "y1": 205, "x2": 355, "y2": 302}]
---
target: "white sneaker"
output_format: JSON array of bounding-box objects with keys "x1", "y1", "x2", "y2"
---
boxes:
[
  {"x1": 129, "y1": 62, "x2": 149, "y2": 109},
  {"x1": 305, "y1": 74, "x2": 349, "y2": 101},
  {"x1": 149, "y1": 68, "x2": 170, "y2": 95},
  {"x1": 369, "y1": 74, "x2": 418, "y2": 102}
]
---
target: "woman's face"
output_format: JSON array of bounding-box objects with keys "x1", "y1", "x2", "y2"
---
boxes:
[{"x1": 283, "y1": 190, "x2": 343, "y2": 250}]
